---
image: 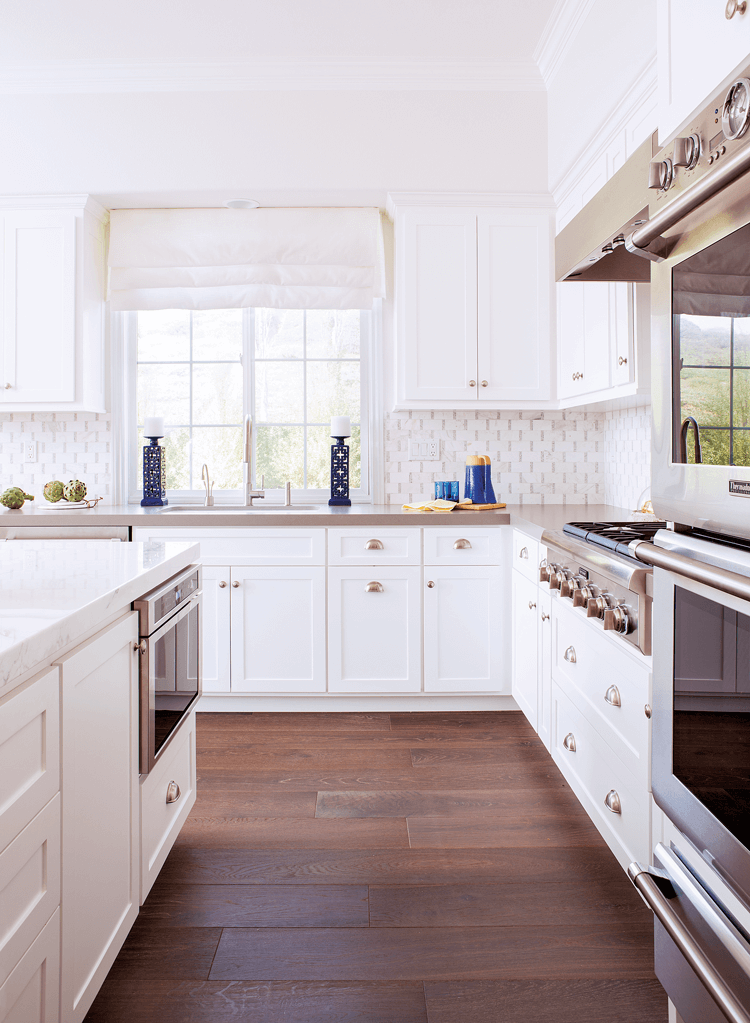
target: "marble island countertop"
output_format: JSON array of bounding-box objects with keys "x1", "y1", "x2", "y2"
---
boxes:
[{"x1": 0, "y1": 539, "x2": 199, "y2": 693}]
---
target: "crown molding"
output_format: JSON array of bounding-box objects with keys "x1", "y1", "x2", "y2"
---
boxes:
[
  {"x1": 534, "y1": 0, "x2": 597, "y2": 87},
  {"x1": 0, "y1": 193, "x2": 109, "y2": 221},
  {"x1": 0, "y1": 57, "x2": 545, "y2": 94},
  {"x1": 386, "y1": 192, "x2": 556, "y2": 220}
]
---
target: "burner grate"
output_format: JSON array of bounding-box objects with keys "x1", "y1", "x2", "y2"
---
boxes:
[{"x1": 563, "y1": 521, "x2": 666, "y2": 560}]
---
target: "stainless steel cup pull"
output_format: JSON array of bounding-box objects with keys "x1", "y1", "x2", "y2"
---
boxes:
[
  {"x1": 563, "y1": 645, "x2": 577, "y2": 663},
  {"x1": 604, "y1": 684, "x2": 622, "y2": 708},
  {"x1": 166, "y1": 781, "x2": 181, "y2": 804},
  {"x1": 454, "y1": 539, "x2": 472, "y2": 550},
  {"x1": 563, "y1": 732, "x2": 576, "y2": 752},
  {"x1": 365, "y1": 539, "x2": 384, "y2": 550},
  {"x1": 604, "y1": 789, "x2": 622, "y2": 814},
  {"x1": 518, "y1": 546, "x2": 528, "y2": 559},
  {"x1": 365, "y1": 581, "x2": 384, "y2": 593}
]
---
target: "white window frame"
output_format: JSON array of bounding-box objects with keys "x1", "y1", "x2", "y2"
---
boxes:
[{"x1": 113, "y1": 304, "x2": 383, "y2": 505}]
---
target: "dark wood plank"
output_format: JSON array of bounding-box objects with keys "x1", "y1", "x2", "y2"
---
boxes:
[
  {"x1": 315, "y1": 787, "x2": 580, "y2": 818},
  {"x1": 86, "y1": 979, "x2": 428, "y2": 1023},
  {"x1": 369, "y1": 881, "x2": 651, "y2": 928},
  {"x1": 198, "y1": 747, "x2": 415, "y2": 771},
  {"x1": 389, "y1": 711, "x2": 533, "y2": 733},
  {"x1": 190, "y1": 789, "x2": 318, "y2": 817},
  {"x1": 410, "y1": 744, "x2": 558, "y2": 766},
  {"x1": 209, "y1": 925, "x2": 657, "y2": 981},
  {"x1": 103, "y1": 922, "x2": 222, "y2": 979},
  {"x1": 198, "y1": 711, "x2": 392, "y2": 732},
  {"x1": 423, "y1": 979, "x2": 666, "y2": 1023},
  {"x1": 140, "y1": 882, "x2": 369, "y2": 927},
  {"x1": 158, "y1": 845, "x2": 628, "y2": 887},
  {"x1": 407, "y1": 813, "x2": 603, "y2": 848},
  {"x1": 196, "y1": 730, "x2": 554, "y2": 749},
  {"x1": 175, "y1": 816, "x2": 410, "y2": 849}
]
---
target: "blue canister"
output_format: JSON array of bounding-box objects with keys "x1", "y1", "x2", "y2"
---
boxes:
[
  {"x1": 464, "y1": 456, "x2": 486, "y2": 504},
  {"x1": 483, "y1": 456, "x2": 497, "y2": 504}
]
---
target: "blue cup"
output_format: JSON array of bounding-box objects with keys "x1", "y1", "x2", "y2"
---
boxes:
[
  {"x1": 447, "y1": 481, "x2": 459, "y2": 501},
  {"x1": 434, "y1": 481, "x2": 446, "y2": 500}
]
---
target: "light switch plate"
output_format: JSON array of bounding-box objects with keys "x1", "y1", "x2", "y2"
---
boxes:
[
  {"x1": 408, "y1": 440, "x2": 440, "y2": 461},
  {"x1": 25, "y1": 441, "x2": 37, "y2": 463}
]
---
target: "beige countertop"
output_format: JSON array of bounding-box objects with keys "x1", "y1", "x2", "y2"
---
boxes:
[{"x1": 0, "y1": 502, "x2": 647, "y2": 536}]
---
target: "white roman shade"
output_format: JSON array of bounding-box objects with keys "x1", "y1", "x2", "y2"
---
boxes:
[{"x1": 108, "y1": 207, "x2": 385, "y2": 310}]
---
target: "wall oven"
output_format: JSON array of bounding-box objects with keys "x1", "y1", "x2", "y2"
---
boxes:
[{"x1": 134, "y1": 564, "x2": 201, "y2": 774}]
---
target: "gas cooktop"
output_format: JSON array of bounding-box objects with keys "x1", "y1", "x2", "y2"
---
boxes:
[{"x1": 563, "y1": 520, "x2": 667, "y2": 561}]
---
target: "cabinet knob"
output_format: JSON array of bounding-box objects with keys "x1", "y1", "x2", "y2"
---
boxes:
[
  {"x1": 528, "y1": 600, "x2": 536, "y2": 610},
  {"x1": 469, "y1": 379, "x2": 476, "y2": 387},
  {"x1": 218, "y1": 580, "x2": 227, "y2": 588},
  {"x1": 453, "y1": 538, "x2": 472, "y2": 550},
  {"x1": 541, "y1": 611, "x2": 550, "y2": 621},
  {"x1": 4, "y1": 383, "x2": 10, "y2": 390},
  {"x1": 563, "y1": 732, "x2": 576, "y2": 752},
  {"x1": 618, "y1": 356, "x2": 628, "y2": 366},
  {"x1": 365, "y1": 581, "x2": 384, "y2": 593},
  {"x1": 427, "y1": 580, "x2": 435, "y2": 588},
  {"x1": 166, "y1": 780, "x2": 181, "y2": 804},
  {"x1": 134, "y1": 640, "x2": 147, "y2": 655},
  {"x1": 644, "y1": 703, "x2": 652, "y2": 719},
  {"x1": 604, "y1": 684, "x2": 622, "y2": 707},
  {"x1": 365, "y1": 539, "x2": 384, "y2": 550},
  {"x1": 480, "y1": 380, "x2": 488, "y2": 387},
  {"x1": 604, "y1": 789, "x2": 622, "y2": 815},
  {"x1": 563, "y1": 645, "x2": 577, "y2": 663},
  {"x1": 726, "y1": 0, "x2": 747, "y2": 18},
  {"x1": 232, "y1": 580, "x2": 240, "y2": 588}
]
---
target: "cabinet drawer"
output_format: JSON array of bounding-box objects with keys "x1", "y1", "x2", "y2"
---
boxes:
[
  {"x1": 551, "y1": 602, "x2": 650, "y2": 786},
  {"x1": 552, "y1": 681, "x2": 649, "y2": 869},
  {"x1": 0, "y1": 907, "x2": 59, "y2": 1023},
  {"x1": 0, "y1": 669, "x2": 59, "y2": 854},
  {"x1": 140, "y1": 711, "x2": 196, "y2": 902},
  {"x1": 512, "y1": 530, "x2": 540, "y2": 581},
  {"x1": 328, "y1": 527, "x2": 420, "y2": 566},
  {"x1": 133, "y1": 527, "x2": 325, "y2": 565},
  {"x1": 424, "y1": 527, "x2": 501, "y2": 566},
  {"x1": 0, "y1": 796, "x2": 60, "y2": 989}
]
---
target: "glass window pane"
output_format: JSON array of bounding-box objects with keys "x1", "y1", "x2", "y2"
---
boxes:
[
  {"x1": 192, "y1": 364, "x2": 243, "y2": 425},
  {"x1": 192, "y1": 309, "x2": 242, "y2": 361},
  {"x1": 678, "y1": 315, "x2": 731, "y2": 366},
  {"x1": 307, "y1": 361, "x2": 360, "y2": 424},
  {"x1": 733, "y1": 369, "x2": 750, "y2": 427},
  {"x1": 137, "y1": 310, "x2": 190, "y2": 361},
  {"x1": 680, "y1": 368, "x2": 731, "y2": 428},
  {"x1": 255, "y1": 309, "x2": 303, "y2": 359},
  {"x1": 306, "y1": 310, "x2": 360, "y2": 359},
  {"x1": 735, "y1": 318, "x2": 750, "y2": 367},
  {"x1": 699, "y1": 429, "x2": 732, "y2": 466},
  {"x1": 733, "y1": 431, "x2": 750, "y2": 466},
  {"x1": 255, "y1": 362, "x2": 304, "y2": 422},
  {"x1": 191, "y1": 427, "x2": 243, "y2": 489},
  {"x1": 307, "y1": 425, "x2": 361, "y2": 489},
  {"x1": 255, "y1": 425, "x2": 305, "y2": 489},
  {"x1": 138, "y1": 364, "x2": 190, "y2": 425}
]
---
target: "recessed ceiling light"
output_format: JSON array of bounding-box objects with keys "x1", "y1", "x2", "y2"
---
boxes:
[{"x1": 224, "y1": 198, "x2": 260, "y2": 209}]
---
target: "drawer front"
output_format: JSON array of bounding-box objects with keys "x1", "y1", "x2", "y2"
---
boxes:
[
  {"x1": 552, "y1": 681, "x2": 649, "y2": 869},
  {"x1": 0, "y1": 907, "x2": 59, "y2": 1023},
  {"x1": 328, "y1": 527, "x2": 420, "y2": 566},
  {"x1": 0, "y1": 669, "x2": 59, "y2": 854},
  {"x1": 552, "y1": 602, "x2": 650, "y2": 786},
  {"x1": 133, "y1": 527, "x2": 325, "y2": 565},
  {"x1": 512, "y1": 530, "x2": 540, "y2": 581},
  {"x1": 424, "y1": 527, "x2": 501, "y2": 566},
  {"x1": 140, "y1": 711, "x2": 197, "y2": 902},
  {"x1": 0, "y1": 796, "x2": 60, "y2": 988}
]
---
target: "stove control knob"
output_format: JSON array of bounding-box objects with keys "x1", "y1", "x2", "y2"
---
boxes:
[
  {"x1": 560, "y1": 576, "x2": 583, "y2": 599},
  {"x1": 550, "y1": 569, "x2": 570, "y2": 592},
  {"x1": 648, "y1": 158, "x2": 673, "y2": 191},
  {"x1": 573, "y1": 584, "x2": 598, "y2": 609},
  {"x1": 673, "y1": 133, "x2": 701, "y2": 170},
  {"x1": 586, "y1": 594, "x2": 613, "y2": 619},
  {"x1": 603, "y1": 604, "x2": 630, "y2": 634}
]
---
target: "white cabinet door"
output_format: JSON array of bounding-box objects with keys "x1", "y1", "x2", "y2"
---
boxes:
[
  {"x1": 511, "y1": 572, "x2": 539, "y2": 729},
  {"x1": 398, "y1": 210, "x2": 478, "y2": 404},
  {"x1": 0, "y1": 908, "x2": 59, "y2": 1023},
  {"x1": 1, "y1": 212, "x2": 76, "y2": 404},
  {"x1": 558, "y1": 282, "x2": 612, "y2": 400},
  {"x1": 59, "y1": 612, "x2": 139, "y2": 1023},
  {"x1": 582, "y1": 282, "x2": 611, "y2": 394},
  {"x1": 424, "y1": 566, "x2": 503, "y2": 693},
  {"x1": 658, "y1": 0, "x2": 750, "y2": 143},
  {"x1": 201, "y1": 566, "x2": 231, "y2": 693},
  {"x1": 610, "y1": 282, "x2": 633, "y2": 386},
  {"x1": 557, "y1": 281, "x2": 585, "y2": 400},
  {"x1": 328, "y1": 566, "x2": 421, "y2": 693},
  {"x1": 537, "y1": 589, "x2": 552, "y2": 750},
  {"x1": 478, "y1": 212, "x2": 551, "y2": 402},
  {"x1": 230, "y1": 566, "x2": 326, "y2": 693}
]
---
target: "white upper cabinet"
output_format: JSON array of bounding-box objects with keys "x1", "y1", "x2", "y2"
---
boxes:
[
  {"x1": 658, "y1": 0, "x2": 750, "y2": 144},
  {"x1": 391, "y1": 196, "x2": 553, "y2": 409},
  {"x1": 0, "y1": 197, "x2": 107, "y2": 413}
]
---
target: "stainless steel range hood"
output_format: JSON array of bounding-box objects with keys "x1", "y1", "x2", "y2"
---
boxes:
[{"x1": 555, "y1": 132, "x2": 658, "y2": 283}]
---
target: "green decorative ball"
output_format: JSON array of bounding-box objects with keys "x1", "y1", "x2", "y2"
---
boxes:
[{"x1": 43, "y1": 480, "x2": 65, "y2": 503}]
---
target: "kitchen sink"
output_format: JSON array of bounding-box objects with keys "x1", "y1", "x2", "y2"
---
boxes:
[{"x1": 160, "y1": 504, "x2": 324, "y2": 512}]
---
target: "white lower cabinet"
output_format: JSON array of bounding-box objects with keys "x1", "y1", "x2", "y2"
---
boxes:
[
  {"x1": 200, "y1": 565, "x2": 231, "y2": 693},
  {"x1": 59, "y1": 612, "x2": 140, "y2": 1023},
  {"x1": 537, "y1": 589, "x2": 552, "y2": 750},
  {"x1": 511, "y1": 572, "x2": 540, "y2": 727},
  {"x1": 424, "y1": 566, "x2": 503, "y2": 692},
  {"x1": 328, "y1": 566, "x2": 421, "y2": 693},
  {"x1": 0, "y1": 908, "x2": 60, "y2": 1023}
]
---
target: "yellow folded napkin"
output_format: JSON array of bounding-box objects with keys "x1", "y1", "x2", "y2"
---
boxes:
[{"x1": 402, "y1": 498, "x2": 472, "y2": 512}]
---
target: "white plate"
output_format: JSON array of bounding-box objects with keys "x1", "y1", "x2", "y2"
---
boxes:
[{"x1": 44, "y1": 501, "x2": 89, "y2": 509}]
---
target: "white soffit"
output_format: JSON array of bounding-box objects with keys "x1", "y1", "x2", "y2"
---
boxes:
[
  {"x1": 533, "y1": 0, "x2": 598, "y2": 87},
  {"x1": 0, "y1": 57, "x2": 545, "y2": 94}
]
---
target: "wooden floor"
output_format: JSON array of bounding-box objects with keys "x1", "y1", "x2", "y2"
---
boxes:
[{"x1": 85, "y1": 711, "x2": 666, "y2": 1022}]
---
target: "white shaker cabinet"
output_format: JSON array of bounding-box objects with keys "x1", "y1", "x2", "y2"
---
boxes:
[
  {"x1": 59, "y1": 612, "x2": 140, "y2": 1023},
  {"x1": 200, "y1": 565, "x2": 231, "y2": 693},
  {"x1": 511, "y1": 571, "x2": 541, "y2": 729},
  {"x1": 0, "y1": 909, "x2": 60, "y2": 1023},
  {"x1": 328, "y1": 566, "x2": 421, "y2": 693},
  {"x1": 0, "y1": 197, "x2": 107, "y2": 412}
]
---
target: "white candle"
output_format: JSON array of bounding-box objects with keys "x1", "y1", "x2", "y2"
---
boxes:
[
  {"x1": 143, "y1": 416, "x2": 165, "y2": 438},
  {"x1": 330, "y1": 416, "x2": 351, "y2": 438}
]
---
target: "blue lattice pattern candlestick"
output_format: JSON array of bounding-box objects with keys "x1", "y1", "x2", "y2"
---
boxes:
[
  {"x1": 328, "y1": 415, "x2": 352, "y2": 506},
  {"x1": 141, "y1": 416, "x2": 169, "y2": 507}
]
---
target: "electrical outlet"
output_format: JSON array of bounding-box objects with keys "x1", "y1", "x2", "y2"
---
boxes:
[
  {"x1": 408, "y1": 440, "x2": 440, "y2": 461},
  {"x1": 25, "y1": 441, "x2": 37, "y2": 463},
  {"x1": 426, "y1": 440, "x2": 439, "y2": 460}
]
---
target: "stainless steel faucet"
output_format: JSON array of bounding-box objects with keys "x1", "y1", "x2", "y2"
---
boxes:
[
  {"x1": 243, "y1": 414, "x2": 265, "y2": 506},
  {"x1": 201, "y1": 464, "x2": 214, "y2": 507}
]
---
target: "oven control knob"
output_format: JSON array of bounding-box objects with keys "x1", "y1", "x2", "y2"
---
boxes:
[
  {"x1": 550, "y1": 569, "x2": 570, "y2": 592},
  {"x1": 603, "y1": 604, "x2": 630, "y2": 634},
  {"x1": 560, "y1": 576, "x2": 583, "y2": 599},
  {"x1": 673, "y1": 134, "x2": 701, "y2": 170},
  {"x1": 586, "y1": 594, "x2": 613, "y2": 619},
  {"x1": 573, "y1": 584, "x2": 598, "y2": 609},
  {"x1": 648, "y1": 158, "x2": 673, "y2": 191}
]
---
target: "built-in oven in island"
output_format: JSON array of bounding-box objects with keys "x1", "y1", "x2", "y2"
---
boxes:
[{"x1": 134, "y1": 564, "x2": 201, "y2": 774}]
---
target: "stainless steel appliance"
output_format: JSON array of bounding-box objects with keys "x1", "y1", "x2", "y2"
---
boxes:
[{"x1": 133, "y1": 564, "x2": 201, "y2": 773}]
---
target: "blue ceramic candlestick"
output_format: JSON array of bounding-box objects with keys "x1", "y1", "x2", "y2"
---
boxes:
[
  {"x1": 141, "y1": 435, "x2": 168, "y2": 506},
  {"x1": 329, "y1": 437, "x2": 351, "y2": 506}
]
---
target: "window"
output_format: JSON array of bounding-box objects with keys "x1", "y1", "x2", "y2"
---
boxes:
[{"x1": 128, "y1": 307, "x2": 372, "y2": 501}]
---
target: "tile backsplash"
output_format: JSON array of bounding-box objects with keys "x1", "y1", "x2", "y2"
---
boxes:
[{"x1": 0, "y1": 413, "x2": 113, "y2": 497}]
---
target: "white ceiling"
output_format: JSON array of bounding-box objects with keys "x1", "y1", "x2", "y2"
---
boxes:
[{"x1": 0, "y1": 0, "x2": 561, "y2": 63}]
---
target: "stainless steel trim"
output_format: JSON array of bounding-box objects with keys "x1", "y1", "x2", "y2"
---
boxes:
[
  {"x1": 633, "y1": 540, "x2": 750, "y2": 602},
  {"x1": 629, "y1": 847, "x2": 750, "y2": 1023},
  {"x1": 541, "y1": 529, "x2": 652, "y2": 595},
  {"x1": 454, "y1": 539, "x2": 472, "y2": 550},
  {"x1": 365, "y1": 581, "x2": 384, "y2": 593},
  {"x1": 133, "y1": 563, "x2": 201, "y2": 635}
]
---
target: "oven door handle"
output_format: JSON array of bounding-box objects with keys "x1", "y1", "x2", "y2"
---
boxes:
[
  {"x1": 629, "y1": 848, "x2": 750, "y2": 1023},
  {"x1": 633, "y1": 541, "x2": 750, "y2": 603}
]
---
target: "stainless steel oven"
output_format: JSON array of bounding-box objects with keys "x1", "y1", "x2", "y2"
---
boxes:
[{"x1": 134, "y1": 564, "x2": 201, "y2": 774}]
